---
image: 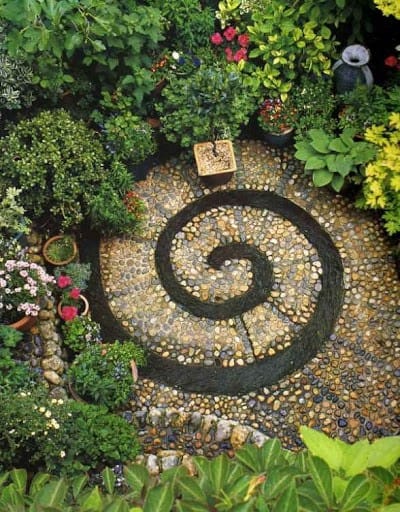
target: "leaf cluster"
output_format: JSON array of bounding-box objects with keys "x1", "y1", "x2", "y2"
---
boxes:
[
  {"x1": 0, "y1": 427, "x2": 399, "y2": 511},
  {"x1": 294, "y1": 127, "x2": 376, "y2": 192},
  {"x1": 67, "y1": 340, "x2": 147, "y2": 410}
]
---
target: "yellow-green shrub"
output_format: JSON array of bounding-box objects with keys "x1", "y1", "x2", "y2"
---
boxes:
[{"x1": 357, "y1": 112, "x2": 400, "y2": 235}]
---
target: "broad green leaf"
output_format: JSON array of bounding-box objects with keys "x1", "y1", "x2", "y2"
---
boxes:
[
  {"x1": 308, "y1": 456, "x2": 333, "y2": 508},
  {"x1": 310, "y1": 139, "x2": 330, "y2": 154},
  {"x1": 143, "y1": 482, "x2": 174, "y2": 512},
  {"x1": 329, "y1": 138, "x2": 348, "y2": 153},
  {"x1": 300, "y1": 426, "x2": 344, "y2": 471},
  {"x1": 209, "y1": 455, "x2": 230, "y2": 492},
  {"x1": 103, "y1": 497, "x2": 131, "y2": 512},
  {"x1": 71, "y1": 474, "x2": 89, "y2": 500},
  {"x1": 262, "y1": 467, "x2": 295, "y2": 499},
  {"x1": 226, "y1": 475, "x2": 253, "y2": 501},
  {"x1": 261, "y1": 439, "x2": 284, "y2": 470},
  {"x1": 10, "y1": 469, "x2": 27, "y2": 492},
  {"x1": 0, "y1": 471, "x2": 10, "y2": 487},
  {"x1": 175, "y1": 500, "x2": 209, "y2": 512},
  {"x1": 274, "y1": 481, "x2": 299, "y2": 512},
  {"x1": 368, "y1": 466, "x2": 395, "y2": 485},
  {"x1": 341, "y1": 439, "x2": 371, "y2": 477},
  {"x1": 309, "y1": 129, "x2": 330, "y2": 151},
  {"x1": 379, "y1": 505, "x2": 400, "y2": 512},
  {"x1": 367, "y1": 437, "x2": 400, "y2": 469},
  {"x1": 161, "y1": 465, "x2": 188, "y2": 495},
  {"x1": 335, "y1": 155, "x2": 353, "y2": 176},
  {"x1": 333, "y1": 475, "x2": 348, "y2": 503},
  {"x1": 235, "y1": 445, "x2": 262, "y2": 472},
  {"x1": 331, "y1": 174, "x2": 345, "y2": 192},
  {"x1": 1, "y1": 484, "x2": 25, "y2": 507},
  {"x1": 80, "y1": 486, "x2": 103, "y2": 511},
  {"x1": 123, "y1": 464, "x2": 149, "y2": 496},
  {"x1": 340, "y1": 474, "x2": 371, "y2": 511},
  {"x1": 178, "y1": 476, "x2": 208, "y2": 505},
  {"x1": 298, "y1": 493, "x2": 326, "y2": 512},
  {"x1": 102, "y1": 467, "x2": 116, "y2": 495},
  {"x1": 313, "y1": 169, "x2": 333, "y2": 187},
  {"x1": 35, "y1": 479, "x2": 68, "y2": 507},
  {"x1": 304, "y1": 157, "x2": 326, "y2": 170}
]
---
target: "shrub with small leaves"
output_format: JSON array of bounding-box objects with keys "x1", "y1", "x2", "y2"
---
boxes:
[
  {"x1": 67, "y1": 340, "x2": 146, "y2": 410},
  {"x1": 61, "y1": 315, "x2": 102, "y2": 353}
]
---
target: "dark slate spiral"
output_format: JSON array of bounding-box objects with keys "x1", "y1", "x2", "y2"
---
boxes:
[{"x1": 85, "y1": 189, "x2": 344, "y2": 395}]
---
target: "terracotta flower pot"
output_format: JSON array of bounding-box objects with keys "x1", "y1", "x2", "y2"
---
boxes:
[
  {"x1": 57, "y1": 294, "x2": 90, "y2": 321},
  {"x1": 43, "y1": 235, "x2": 78, "y2": 266},
  {"x1": 9, "y1": 314, "x2": 37, "y2": 332}
]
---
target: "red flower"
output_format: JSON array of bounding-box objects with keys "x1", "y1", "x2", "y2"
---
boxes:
[
  {"x1": 225, "y1": 47, "x2": 234, "y2": 62},
  {"x1": 384, "y1": 55, "x2": 399, "y2": 68},
  {"x1": 57, "y1": 275, "x2": 72, "y2": 288},
  {"x1": 61, "y1": 305, "x2": 78, "y2": 321},
  {"x1": 210, "y1": 32, "x2": 224, "y2": 45},
  {"x1": 233, "y1": 48, "x2": 248, "y2": 62},
  {"x1": 238, "y1": 33, "x2": 250, "y2": 48},
  {"x1": 223, "y1": 26, "x2": 237, "y2": 42},
  {"x1": 69, "y1": 287, "x2": 81, "y2": 300}
]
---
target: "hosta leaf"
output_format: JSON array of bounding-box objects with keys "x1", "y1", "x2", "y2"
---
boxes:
[
  {"x1": 335, "y1": 155, "x2": 353, "y2": 176},
  {"x1": 329, "y1": 138, "x2": 348, "y2": 153},
  {"x1": 312, "y1": 169, "x2": 333, "y2": 187},
  {"x1": 331, "y1": 174, "x2": 345, "y2": 192},
  {"x1": 10, "y1": 469, "x2": 27, "y2": 492},
  {"x1": 35, "y1": 479, "x2": 68, "y2": 507},
  {"x1": 304, "y1": 156, "x2": 326, "y2": 170},
  {"x1": 79, "y1": 486, "x2": 103, "y2": 511}
]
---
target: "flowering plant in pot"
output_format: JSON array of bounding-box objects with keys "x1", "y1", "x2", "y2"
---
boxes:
[
  {"x1": 54, "y1": 263, "x2": 91, "y2": 322},
  {"x1": 210, "y1": 25, "x2": 250, "y2": 65},
  {"x1": 257, "y1": 97, "x2": 297, "y2": 147},
  {"x1": 0, "y1": 260, "x2": 55, "y2": 325}
]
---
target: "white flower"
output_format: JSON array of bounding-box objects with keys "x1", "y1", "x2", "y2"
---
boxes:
[
  {"x1": 172, "y1": 51, "x2": 180, "y2": 60},
  {"x1": 60, "y1": 450, "x2": 66, "y2": 458},
  {"x1": 44, "y1": 410, "x2": 52, "y2": 418}
]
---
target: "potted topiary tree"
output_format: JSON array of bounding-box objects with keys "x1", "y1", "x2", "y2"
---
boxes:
[{"x1": 155, "y1": 63, "x2": 257, "y2": 186}]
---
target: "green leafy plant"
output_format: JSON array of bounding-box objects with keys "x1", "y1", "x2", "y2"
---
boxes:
[
  {"x1": 67, "y1": 340, "x2": 146, "y2": 410},
  {"x1": 89, "y1": 159, "x2": 147, "y2": 236},
  {"x1": 156, "y1": 64, "x2": 257, "y2": 148},
  {"x1": 246, "y1": 0, "x2": 339, "y2": 100},
  {"x1": 356, "y1": 112, "x2": 400, "y2": 235},
  {"x1": 54, "y1": 263, "x2": 91, "y2": 292},
  {"x1": 338, "y1": 84, "x2": 400, "y2": 135},
  {"x1": 0, "y1": 0, "x2": 164, "y2": 111},
  {"x1": 102, "y1": 112, "x2": 157, "y2": 164},
  {"x1": 291, "y1": 74, "x2": 337, "y2": 138},
  {"x1": 0, "y1": 187, "x2": 31, "y2": 236},
  {"x1": 0, "y1": 387, "x2": 141, "y2": 476},
  {"x1": 1, "y1": 427, "x2": 398, "y2": 510},
  {"x1": 294, "y1": 127, "x2": 377, "y2": 192},
  {"x1": 0, "y1": 109, "x2": 107, "y2": 230},
  {"x1": 257, "y1": 97, "x2": 297, "y2": 134},
  {"x1": 61, "y1": 315, "x2": 102, "y2": 353},
  {"x1": 0, "y1": 325, "x2": 37, "y2": 393}
]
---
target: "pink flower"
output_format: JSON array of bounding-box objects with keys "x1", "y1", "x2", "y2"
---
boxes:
[
  {"x1": 223, "y1": 26, "x2": 237, "y2": 42},
  {"x1": 210, "y1": 32, "x2": 224, "y2": 45},
  {"x1": 225, "y1": 47, "x2": 234, "y2": 62},
  {"x1": 233, "y1": 48, "x2": 248, "y2": 62},
  {"x1": 57, "y1": 275, "x2": 72, "y2": 288},
  {"x1": 61, "y1": 305, "x2": 78, "y2": 321},
  {"x1": 69, "y1": 287, "x2": 80, "y2": 300},
  {"x1": 238, "y1": 33, "x2": 250, "y2": 48}
]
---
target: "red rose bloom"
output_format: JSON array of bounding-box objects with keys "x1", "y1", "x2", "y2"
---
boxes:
[
  {"x1": 57, "y1": 275, "x2": 72, "y2": 288},
  {"x1": 223, "y1": 26, "x2": 237, "y2": 42},
  {"x1": 234, "y1": 48, "x2": 248, "y2": 62},
  {"x1": 210, "y1": 32, "x2": 224, "y2": 45},
  {"x1": 384, "y1": 55, "x2": 399, "y2": 68},
  {"x1": 238, "y1": 33, "x2": 250, "y2": 48},
  {"x1": 69, "y1": 287, "x2": 81, "y2": 300},
  {"x1": 61, "y1": 305, "x2": 78, "y2": 321},
  {"x1": 225, "y1": 47, "x2": 234, "y2": 62}
]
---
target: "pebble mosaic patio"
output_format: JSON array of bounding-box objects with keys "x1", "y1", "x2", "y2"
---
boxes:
[{"x1": 87, "y1": 139, "x2": 399, "y2": 452}]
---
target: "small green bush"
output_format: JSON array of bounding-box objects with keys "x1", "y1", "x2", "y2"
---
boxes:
[
  {"x1": 67, "y1": 340, "x2": 147, "y2": 410},
  {"x1": 61, "y1": 316, "x2": 102, "y2": 353},
  {"x1": 0, "y1": 109, "x2": 107, "y2": 230},
  {"x1": 0, "y1": 387, "x2": 141, "y2": 476}
]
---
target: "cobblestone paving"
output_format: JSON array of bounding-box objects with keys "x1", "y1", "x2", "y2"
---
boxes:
[{"x1": 100, "y1": 140, "x2": 399, "y2": 449}]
